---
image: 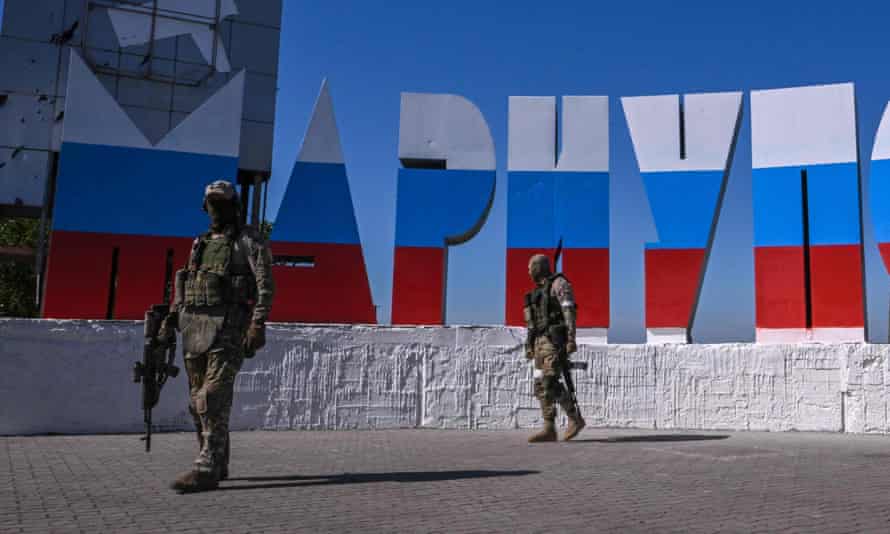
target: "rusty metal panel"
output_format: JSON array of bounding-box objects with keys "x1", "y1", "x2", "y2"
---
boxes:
[
  {"x1": 243, "y1": 72, "x2": 276, "y2": 123},
  {"x1": 0, "y1": 148, "x2": 49, "y2": 207},
  {"x1": 229, "y1": 21, "x2": 279, "y2": 76},
  {"x1": 0, "y1": 93, "x2": 56, "y2": 150},
  {"x1": 0, "y1": 37, "x2": 60, "y2": 95}
]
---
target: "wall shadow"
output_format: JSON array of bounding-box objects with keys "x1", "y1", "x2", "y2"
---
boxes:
[
  {"x1": 220, "y1": 469, "x2": 539, "y2": 491},
  {"x1": 572, "y1": 434, "x2": 730, "y2": 443}
]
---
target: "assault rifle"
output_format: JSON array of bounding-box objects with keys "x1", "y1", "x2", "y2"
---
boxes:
[
  {"x1": 552, "y1": 237, "x2": 586, "y2": 416},
  {"x1": 133, "y1": 304, "x2": 179, "y2": 452}
]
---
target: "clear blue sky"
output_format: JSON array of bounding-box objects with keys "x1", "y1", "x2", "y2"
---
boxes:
[{"x1": 269, "y1": 0, "x2": 890, "y2": 342}]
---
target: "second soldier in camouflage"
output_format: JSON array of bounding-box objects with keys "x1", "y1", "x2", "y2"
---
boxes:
[{"x1": 523, "y1": 254, "x2": 586, "y2": 443}]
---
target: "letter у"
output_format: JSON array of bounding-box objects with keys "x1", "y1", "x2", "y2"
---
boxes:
[
  {"x1": 268, "y1": 80, "x2": 376, "y2": 324},
  {"x1": 391, "y1": 93, "x2": 496, "y2": 325},
  {"x1": 751, "y1": 84, "x2": 865, "y2": 343},
  {"x1": 622, "y1": 92, "x2": 742, "y2": 343},
  {"x1": 505, "y1": 96, "x2": 610, "y2": 334}
]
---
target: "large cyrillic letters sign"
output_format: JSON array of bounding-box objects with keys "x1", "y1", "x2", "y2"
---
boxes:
[
  {"x1": 622, "y1": 92, "x2": 742, "y2": 343},
  {"x1": 390, "y1": 93, "x2": 496, "y2": 325},
  {"x1": 43, "y1": 78, "x2": 886, "y2": 344},
  {"x1": 751, "y1": 84, "x2": 864, "y2": 343},
  {"x1": 270, "y1": 80, "x2": 376, "y2": 324}
]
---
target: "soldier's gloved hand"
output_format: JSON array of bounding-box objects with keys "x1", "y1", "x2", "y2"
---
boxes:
[
  {"x1": 245, "y1": 322, "x2": 266, "y2": 352},
  {"x1": 157, "y1": 313, "x2": 178, "y2": 346},
  {"x1": 566, "y1": 340, "x2": 578, "y2": 355}
]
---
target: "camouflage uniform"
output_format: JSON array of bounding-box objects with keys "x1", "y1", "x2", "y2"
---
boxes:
[
  {"x1": 170, "y1": 181, "x2": 275, "y2": 489},
  {"x1": 524, "y1": 255, "x2": 585, "y2": 442}
]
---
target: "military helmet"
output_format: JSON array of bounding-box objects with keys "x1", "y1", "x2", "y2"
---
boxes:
[{"x1": 202, "y1": 180, "x2": 240, "y2": 212}]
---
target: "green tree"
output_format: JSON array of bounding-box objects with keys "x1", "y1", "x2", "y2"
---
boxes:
[{"x1": 0, "y1": 217, "x2": 40, "y2": 317}]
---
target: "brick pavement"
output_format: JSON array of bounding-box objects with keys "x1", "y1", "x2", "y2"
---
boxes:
[{"x1": 3, "y1": 428, "x2": 890, "y2": 533}]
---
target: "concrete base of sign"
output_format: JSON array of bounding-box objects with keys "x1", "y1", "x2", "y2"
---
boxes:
[
  {"x1": 2, "y1": 319, "x2": 890, "y2": 436},
  {"x1": 575, "y1": 327, "x2": 609, "y2": 345},
  {"x1": 756, "y1": 327, "x2": 866, "y2": 344},
  {"x1": 646, "y1": 327, "x2": 688, "y2": 344}
]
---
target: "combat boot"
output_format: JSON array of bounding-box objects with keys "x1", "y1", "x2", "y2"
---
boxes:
[
  {"x1": 564, "y1": 414, "x2": 586, "y2": 441},
  {"x1": 528, "y1": 420, "x2": 557, "y2": 443},
  {"x1": 170, "y1": 469, "x2": 219, "y2": 493}
]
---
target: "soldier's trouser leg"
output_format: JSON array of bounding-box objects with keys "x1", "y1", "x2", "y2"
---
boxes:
[
  {"x1": 533, "y1": 338, "x2": 566, "y2": 423},
  {"x1": 186, "y1": 356, "x2": 207, "y2": 450},
  {"x1": 186, "y1": 403, "x2": 229, "y2": 477},
  {"x1": 185, "y1": 348, "x2": 243, "y2": 477},
  {"x1": 188, "y1": 404, "x2": 203, "y2": 450}
]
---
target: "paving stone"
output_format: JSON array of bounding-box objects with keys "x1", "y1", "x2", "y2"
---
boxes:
[{"x1": 2, "y1": 429, "x2": 890, "y2": 532}]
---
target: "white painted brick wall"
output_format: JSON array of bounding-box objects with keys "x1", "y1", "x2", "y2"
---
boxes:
[{"x1": 2, "y1": 319, "x2": 890, "y2": 436}]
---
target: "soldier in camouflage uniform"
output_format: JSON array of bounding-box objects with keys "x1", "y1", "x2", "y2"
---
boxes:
[
  {"x1": 162, "y1": 180, "x2": 275, "y2": 493},
  {"x1": 524, "y1": 254, "x2": 586, "y2": 443}
]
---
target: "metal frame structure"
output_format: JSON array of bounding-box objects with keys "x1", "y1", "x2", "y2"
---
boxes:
[{"x1": 80, "y1": 0, "x2": 224, "y2": 86}]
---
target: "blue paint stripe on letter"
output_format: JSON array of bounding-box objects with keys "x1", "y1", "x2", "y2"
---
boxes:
[
  {"x1": 273, "y1": 161, "x2": 362, "y2": 245},
  {"x1": 394, "y1": 168, "x2": 495, "y2": 248},
  {"x1": 53, "y1": 142, "x2": 237, "y2": 237},
  {"x1": 643, "y1": 170, "x2": 723, "y2": 249}
]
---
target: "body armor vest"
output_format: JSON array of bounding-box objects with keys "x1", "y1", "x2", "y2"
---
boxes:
[
  {"x1": 527, "y1": 274, "x2": 567, "y2": 335},
  {"x1": 183, "y1": 229, "x2": 256, "y2": 308}
]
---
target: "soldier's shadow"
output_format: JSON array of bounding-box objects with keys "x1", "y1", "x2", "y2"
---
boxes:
[
  {"x1": 220, "y1": 469, "x2": 539, "y2": 491},
  {"x1": 571, "y1": 434, "x2": 730, "y2": 443}
]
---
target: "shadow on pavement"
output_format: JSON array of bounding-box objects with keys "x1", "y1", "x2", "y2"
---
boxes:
[
  {"x1": 220, "y1": 470, "x2": 539, "y2": 491},
  {"x1": 572, "y1": 434, "x2": 730, "y2": 443}
]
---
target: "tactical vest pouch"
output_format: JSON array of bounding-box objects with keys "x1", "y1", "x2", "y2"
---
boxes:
[
  {"x1": 548, "y1": 324, "x2": 568, "y2": 347},
  {"x1": 172, "y1": 269, "x2": 187, "y2": 308},
  {"x1": 184, "y1": 271, "x2": 228, "y2": 307},
  {"x1": 202, "y1": 272, "x2": 227, "y2": 306},
  {"x1": 179, "y1": 310, "x2": 224, "y2": 355}
]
